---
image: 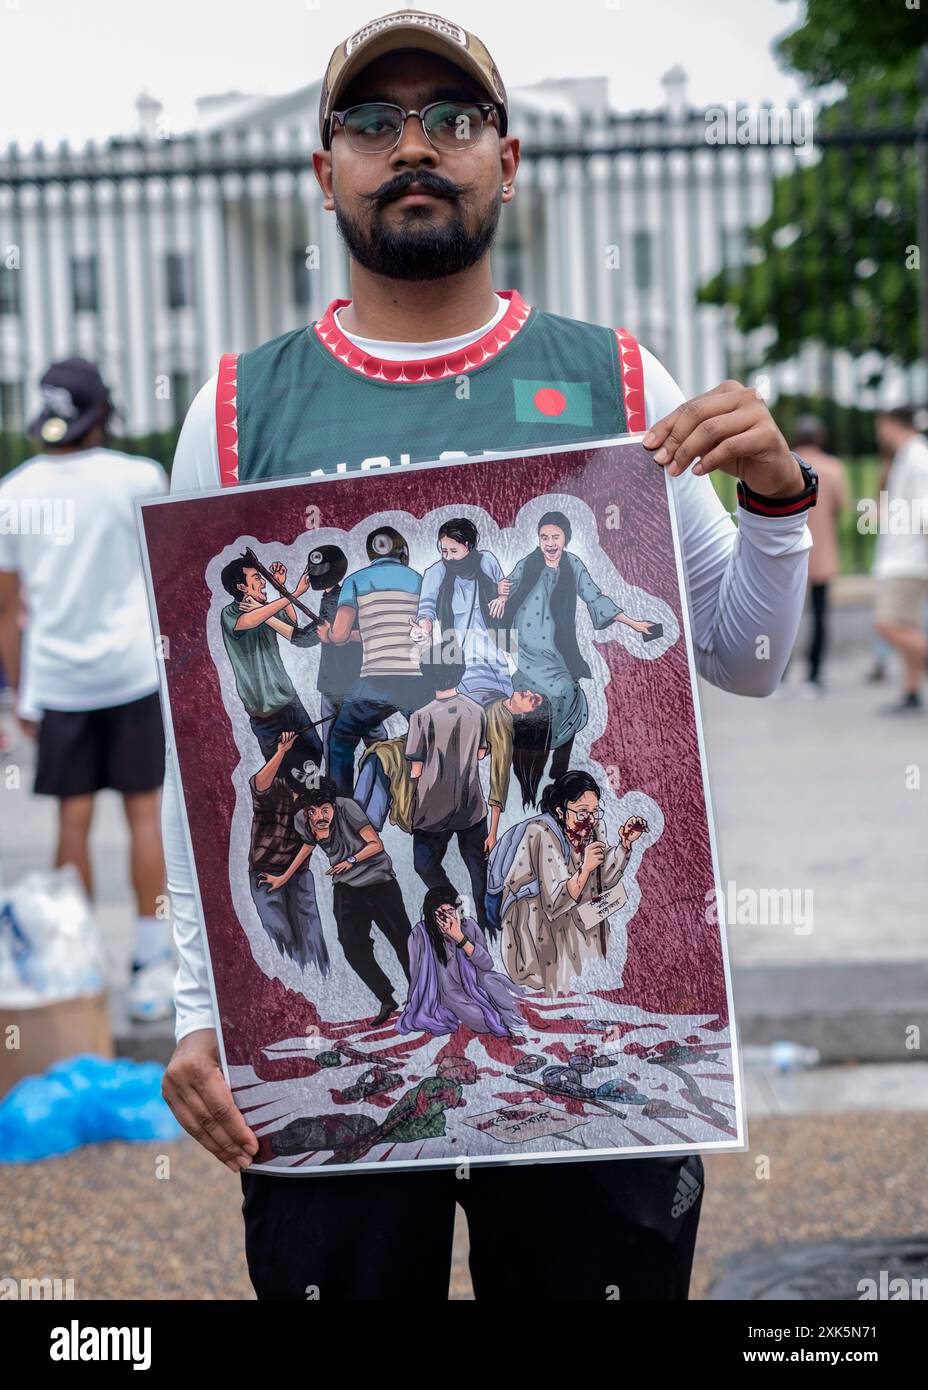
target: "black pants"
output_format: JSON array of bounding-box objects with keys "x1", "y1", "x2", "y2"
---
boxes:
[
  {"x1": 249, "y1": 694, "x2": 322, "y2": 766},
  {"x1": 333, "y1": 877, "x2": 411, "y2": 1008},
  {"x1": 240, "y1": 1152, "x2": 705, "y2": 1300},
  {"x1": 413, "y1": 816, "x2": 491, "y2": 933},
  {"x1": 807, "y1": 581, "x2": 828, "y2": 683}
]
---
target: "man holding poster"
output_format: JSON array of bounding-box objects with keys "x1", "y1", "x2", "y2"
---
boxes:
[{"x1": 160, "y1": 9, "x2": 816, "y2": 1301}]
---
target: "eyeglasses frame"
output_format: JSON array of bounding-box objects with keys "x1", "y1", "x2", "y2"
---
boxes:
[{"x1": 327, "y1": 99, "x2": 501, "y2": 154}]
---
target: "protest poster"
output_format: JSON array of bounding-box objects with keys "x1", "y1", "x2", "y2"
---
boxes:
[{"x1": 138, "y1": 436, "x2": 745, "y2": 1173}]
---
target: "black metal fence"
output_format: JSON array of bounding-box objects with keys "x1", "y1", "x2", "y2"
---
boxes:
[{"x1": 1, "y1": 90, "x2": 924, "y2": 570}]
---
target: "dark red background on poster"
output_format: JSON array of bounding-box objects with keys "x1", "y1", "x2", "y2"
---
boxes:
[{"x1": 141, "y1": 441, "x2": 727, "y2": 1069}]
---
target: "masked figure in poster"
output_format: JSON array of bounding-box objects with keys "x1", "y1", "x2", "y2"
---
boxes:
[
  {"x1": 297, "y1": 544, "x2": 386, "y2": 773},
  {"x1": 248, "y1": 731, "x2": 329, "y2": 977},
  {"x1": 408, "y1": 517, "x2": 513, "y2": 705},
  {"x1": 272, "y1": 775, "x2": 412, "y2": 1027},
  {"x1": 397, "y1": 886, "x2": 526, "y2": 1040},
  {"x1": 219, "y1": 556, "x2": 323, "y2": 766},
  {"x1": 487, "y1": 769, "x2": 649, "y2": 997},
  {"x1": 489, "y1": 512, "x2": 662, "y2": 780},
  {"x1": 323, "y1": 527, "x2": 425, "y2": 795}
]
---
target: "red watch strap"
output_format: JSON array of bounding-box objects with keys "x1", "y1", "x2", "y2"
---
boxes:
[{"x1": 737, "y1": 476, "x2": 817, "y2": 516}]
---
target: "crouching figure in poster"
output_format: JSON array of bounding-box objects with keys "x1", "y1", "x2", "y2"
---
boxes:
[
  {"x1": 397, "y1": 886, "x2": 526, "y2": 1040},
  {"x1": 488, "y1": 770, "x2": 649, "y2": 997}
]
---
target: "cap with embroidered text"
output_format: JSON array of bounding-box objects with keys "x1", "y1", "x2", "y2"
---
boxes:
[{"x1": 319, "y1": 9, "x2": 508, "y2": 149}]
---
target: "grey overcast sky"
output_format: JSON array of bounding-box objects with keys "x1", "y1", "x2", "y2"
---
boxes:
[{"x1": 1, "y1": 0, "x2": 808, "y2": 148}]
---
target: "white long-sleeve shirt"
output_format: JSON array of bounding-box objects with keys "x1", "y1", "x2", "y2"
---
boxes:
[{"x1": 163, "y1": 315, "x2": 811, "y2": 1043}]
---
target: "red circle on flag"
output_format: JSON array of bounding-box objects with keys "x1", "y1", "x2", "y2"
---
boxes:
[{"x1": 533, "y1": 387, "x2": 567, "y2": 416}]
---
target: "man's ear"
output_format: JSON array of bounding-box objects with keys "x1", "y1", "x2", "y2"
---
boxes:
[
  {"x1": 312, "y1": 148, "x2": 335, "y2": 212},
  {"x1": 500, "y1": 135, "x2": 520, "y2": 203}
]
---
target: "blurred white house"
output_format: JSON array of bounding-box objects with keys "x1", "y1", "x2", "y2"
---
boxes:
[{"x1": 0, "y1": 69, "x2": 912, "y2": 438}]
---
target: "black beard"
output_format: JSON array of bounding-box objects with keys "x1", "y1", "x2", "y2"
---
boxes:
[{"x1": 335, "y1": 188, "x2": 502, "y2": 282}]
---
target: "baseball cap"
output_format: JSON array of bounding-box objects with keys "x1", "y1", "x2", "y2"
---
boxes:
[
  {"x1": 319, "y1": 9, "x2": 508, "y2": 150},
  {"x1": 27, "y1": 357, "x2": 114, "y2": 446}
]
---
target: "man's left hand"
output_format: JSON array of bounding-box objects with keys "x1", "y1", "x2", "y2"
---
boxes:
[{"x1": 643, "y1": 380, "x2": 804, "y2": 499}]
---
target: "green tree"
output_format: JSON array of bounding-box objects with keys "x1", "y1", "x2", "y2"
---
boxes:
[{"x1": 697, "y1": 0, "x2": 922, "y2": 376}]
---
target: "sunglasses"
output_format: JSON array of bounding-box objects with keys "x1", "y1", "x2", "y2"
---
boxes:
[{"x1": 329, "y1": 100, "x2": 500, "y2": 154}]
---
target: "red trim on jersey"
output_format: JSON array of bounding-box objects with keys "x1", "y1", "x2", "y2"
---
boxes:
[
  {"x1": 614, "y1": 328, "x2": 647, "y2": 432},
  {"x1": 312, "y1": 289, "x2": 532, "y2": 382},
  {"x1": 216, "y1": 353, "x2": 239, "y2": 487}
]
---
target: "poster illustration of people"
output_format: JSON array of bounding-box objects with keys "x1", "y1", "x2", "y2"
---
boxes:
[{"x1": 138, "y1": 436, "x2": 746, "y2": 1174}]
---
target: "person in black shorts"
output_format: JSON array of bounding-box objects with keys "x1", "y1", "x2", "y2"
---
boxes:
[{"x1": 0, "y1": 357, "x2": 171, "y2": 1022}]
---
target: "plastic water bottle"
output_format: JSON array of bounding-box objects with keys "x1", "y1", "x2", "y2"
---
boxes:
[{"x1": 742, "y1": 1041, "x2": 821, "y2": 1073}]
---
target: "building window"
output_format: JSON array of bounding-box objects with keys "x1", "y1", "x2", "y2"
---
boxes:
[
  {"x1": 71, "y1": 256, "x2": 99, "y2": 313},
  {"x1": 291, "y1": 248, "x2": 312, "y2": 310},
  {"x1": 0, "y1": 270, "x2": 20, "y2": 316},
  {"x1": 0, "y1": 380, "x2": 24, "y2": 430},
  {"x1": 166, "y1": 253, "x2": 194, "y2": 310},
  {"x1": 632, "y1": 231, "x2": 652, "y2": 291}
]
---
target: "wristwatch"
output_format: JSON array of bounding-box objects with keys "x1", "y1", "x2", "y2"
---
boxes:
[
  {"x1": 737, "y1": 451, "x2": 819, "y2": 517},
  {"x1": 346, "y1": 854, "x2": 358, "y2": 866}
]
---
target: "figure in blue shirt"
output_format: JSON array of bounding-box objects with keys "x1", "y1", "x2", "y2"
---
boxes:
[{"x1": 321, "y1": 526, "x2": 426, "y2": 793}]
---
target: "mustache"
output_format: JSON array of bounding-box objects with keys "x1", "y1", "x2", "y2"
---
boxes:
[{"x1": 360, "y1": 169, "x2": 471, "y2": 209}]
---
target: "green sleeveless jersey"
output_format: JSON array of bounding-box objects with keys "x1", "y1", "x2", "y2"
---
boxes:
[{"x1": 215, "y1": 290, "x2": 646, "y2": 486}]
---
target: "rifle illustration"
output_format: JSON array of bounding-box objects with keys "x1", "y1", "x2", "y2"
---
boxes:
[{"x1": 505, "y1": 1072, "x2": 626, "y2": 1119}]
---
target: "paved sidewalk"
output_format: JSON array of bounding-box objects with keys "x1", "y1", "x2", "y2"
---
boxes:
[{"x1": 700, "y1": 603, "x2": 928, "y2": 969}]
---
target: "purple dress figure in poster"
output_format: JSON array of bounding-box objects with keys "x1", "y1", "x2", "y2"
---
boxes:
[{"x1": 398, "y1": 887, "x2": 525, "y2": 1039}]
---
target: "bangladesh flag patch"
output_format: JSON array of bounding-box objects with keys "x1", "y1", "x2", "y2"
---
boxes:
[{"x1": 513, "y1": 378, "x2": 593, "y2": 427}]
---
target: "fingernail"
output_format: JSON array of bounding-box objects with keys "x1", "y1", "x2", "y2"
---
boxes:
[
  {"x1": 654, "y1": 447, "x2": 669, "y2": 464},
  {"x1": 642, "y1": 431, "x2": 656, "y2": 448}
]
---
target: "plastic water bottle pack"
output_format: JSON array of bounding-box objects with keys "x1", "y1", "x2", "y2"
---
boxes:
[{"x1": 0, "y1": 863, "x2": 104, "y2": 1006}]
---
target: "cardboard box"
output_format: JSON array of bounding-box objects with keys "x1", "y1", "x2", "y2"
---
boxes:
[{"x1": 0, "y1": 991, "x2": 113, "y2": 1098}]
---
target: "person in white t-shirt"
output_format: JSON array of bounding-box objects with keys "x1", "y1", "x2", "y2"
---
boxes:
[
  {"x1": 873, "y1": 406, "x2": 928, "y2": 714},
  {"x1": 0, "y1": 357, "x2": 173, "y2": 1020}
]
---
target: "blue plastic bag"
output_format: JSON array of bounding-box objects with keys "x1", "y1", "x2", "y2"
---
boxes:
[{"x1": 0, "y1": 1053, "x2": 182, "y2": 1162}]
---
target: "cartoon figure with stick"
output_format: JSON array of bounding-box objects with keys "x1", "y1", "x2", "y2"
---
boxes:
[{"x1": 218, "y1": 548, "x2": 324, "y2": 766}]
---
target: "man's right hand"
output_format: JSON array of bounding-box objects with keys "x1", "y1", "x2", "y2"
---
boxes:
[{"x1": 162, "y1": 1029, "x2": 259, "y2": 1172}]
